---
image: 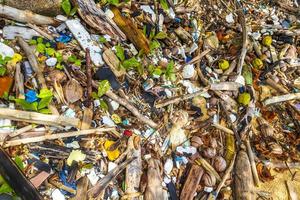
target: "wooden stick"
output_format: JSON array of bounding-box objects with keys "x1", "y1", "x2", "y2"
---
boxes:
[
  {"x1": 4, "y1": 128, "x2": 114, "y2": 147},
  {"x1": 0, "y1": 108, "x2": 80, "y2": 128},
  {"x1": 88, "y1": 157, "x2": 136, "y2": 198},
  {"x1": 264, "y1": 93, "x2": 300, "y2": 106},
  {"x1": 144, "y1": 159, "x2": 164, "y2": 200},
  {"x1": 71, "y1": 176, "x2": 89, "y2": 200},
  {"x1": 15, "y1": 63, "x2": 25, "y2": 99},
  {"x1": 0, "y1": 5, "x2": 58, "y2": 25},
  {"x1": 125, "y1": 136, "x2": 142, "y2": 200},
  {"x1": 17, "y1": 36, "x2": 59, "y2": 115},
  {"x1": 212, "y1": 123, "x2": 234, "y2": 135},
  {"x1": 185, "y1": 49, "x2": 210, "y2": 66},
  {"x1": 195, "y1": 157, "x2": 221, "y2": 181},
  {"x1": 106, "y1": 90, "x2": 158, "y2": 128},
  {"x1": 155, "y1": 88, "x2": 209, "y2": 108},
  {"x1": 27, "y1": 23, "x2": 54, "y2": 40},
  {"x1": 8, "y1": 124, "x2": 36, "y2": 138},
  {"x1": 245, "y1": 139, "x2": 260, "y2": 186}
]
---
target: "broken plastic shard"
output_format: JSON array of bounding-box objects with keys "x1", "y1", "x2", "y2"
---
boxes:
[
  {"x1": 65, "y1": 19, "x2": 104, "y2": 66},
  {"x1": 51, "y1": 189, "x2": 65, "y2": 200},
  {"x1": 67, "y1": 150, "x2": 86, "y2": 166},
  {"x1": 87, "y1": 168, "x2": 99, "y2": 186},
  {"x1": 0, "y1": 42, "x2": 14, "y2": 58}
]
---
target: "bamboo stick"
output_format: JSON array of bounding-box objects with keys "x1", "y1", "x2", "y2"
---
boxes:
[
  {"x1": 264, "y1": 93, "x2": 300, "y2": 106},
  {"x1": 4, "y1": 128, "x2": 114, "y2": 147},
  {"x1": 245, "y1": 139, "x2": 260, "y2": 186},
  {"x1": 0, "y1": 108, "x2": 80, "y2": 128}
]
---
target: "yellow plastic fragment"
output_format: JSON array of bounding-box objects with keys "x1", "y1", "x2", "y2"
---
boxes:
[
  {"x1": 104, "y1": 140, "x2": 120, "y2": 161},
  {"x1": 67, "y1": 150, "x2": 86, "y2": 166}
]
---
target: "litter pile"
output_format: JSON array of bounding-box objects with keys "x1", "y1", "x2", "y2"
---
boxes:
[{"x1": 0, "y1": 0, "x2": 300, "y2": 199}]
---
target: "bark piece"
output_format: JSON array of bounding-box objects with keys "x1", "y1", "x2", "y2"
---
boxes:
[
  {"x1": 234, "y1": 150, "x2": 255, "y2": 200},
  {"x1": 180, "y1": 165, "x2": 204, "y2": 200},
  {"x1": 71, "y1": 176, "x2": 89, "y2": 200},
  {"x1": 2, "y1": 0, "x2": 62, "y2": 16},
  {"x1": 145, "y1": 159, "x2": 164, "y2": 200},
  {"x1": 0, "y1": 5, "x2": 58, "y2": 25},
  {"x1": 75, "y1": 0, "x2": 126, "y2": 41},
  {"x1": 103, "y1": 48, "x2": 126, "y2": 77},
  {"x1": 65, "y1": 19, "x2": 104, "y2": 66},
  {"x1": 111, "y1": 6, "x2": 150, "y2": 54},
  {"x1": 0, "y1": 147, "x2": 43, "y2": 200},
  {"x1": 80, "y1": 109, "x2": 93, "y2": 130},
  {"x1": 30, "y1": 171, "x2": 50, "y2": 188}
]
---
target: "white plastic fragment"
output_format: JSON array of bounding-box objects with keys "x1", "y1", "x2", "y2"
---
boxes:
[
  {"x1": 102, "y1": 116, "x2": 116, "y2": 127},
  {"x1": 164, "y1": 158, "x2": 173, "y2": 174},
  {"x1": 87, "y1": 168, "x2": 100, "y2": 186},
  {"x1": 66, "y1": 141, "x2": 80, "y2": 149},
  {"x1": 225, "y1": 13, "x2": 235, "y2": 24},
  {"x1": 66, "y1": 150, "x2": 86, "y2": 166},
  {"x1": 108, "y1": 162, "x2": 118, "y2": 172},
  {"x1": 141, "y1": 5, "x2": 156, "y2": 22},
  {"x1": 65, "y1": 20, "x2": 104, "y2": 66},
  {"x1": 110, "y1": 100, "x2": 120, "y2": 111},
  {"x1": 45, "y1": 57, "x2": 57, "y2": 67},
  {"x1": 3, "y1": 26, "x2": 40, "y2": 40},
  {"x1": 204, "y1": 186, "x2": 213, "y2": 193},
  {"x1": 52, "y1": 189, "x2": 65, "y2": 200},
  {"x1": 0, "y1": 42, "x2": 14, "y2": 58}
]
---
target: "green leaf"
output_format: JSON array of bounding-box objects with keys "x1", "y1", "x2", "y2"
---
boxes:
[
  {"x1": 91, "y1": 92, "x2": 99, "y2": 99},
  {"x1": 100, "y1": 99, "x2": 109, "y2": 111},
  {"x1": 115, "y1": 44, "x2": 125, "y2": 61},
  {"x1": 160, "y1": 0, "x2": 169, "y2": 11},
  {"x1": 149, "y1": 29, "x2": 156, "y2": 40},
  {"x1": 14, "y1": 156, "x2": 24, "y2": 170},
  {"x1": 36, "y1": 37, "x2": 44, "y2": 44},
  {"x1": 29, "y1": 39, "x2": 37, "y2": 45},
  {"x1": 242, "y1": 65, "x2": 253, "y2": 86},
  {"x1": 36, "y1": 43, "x2": 45, "y2": 54},
  {"x1": 155, "y1": 32, "x2": 168, "y2": 39},
  {"x1": 61, "y1": 0, "x2": 71, "y2": 15},
  {"x1": 56, "y1": 63, "x2": 63, "y2": 70},
  {"x1": 99, "y1": 36, "x2": 107, "y2": 43},
  {"x1": 14, "y1": 99, "x2": 38, "y2": 111},
  {"x1": 74, "y1": 59, "x2": 81, "y2": 66},
  {"x1": 45, "y1": 42, "x2": 51, "y2": 48},
  {"x1": 38, "y1": 96, "x2": 52, "y2": 109},
  {"x1": 1, "y1": 92, "x2": 8, "y2": 100},
  {"x1": 107, "y1": 0, "x2": 119, "y2": 6},
  {"x1": 150, "y1": 40, "x2": 160, "y2": 51},
  {"x1": 97, "y1": 80, "x2": 111, "y2": 97},
  {"x1": 122, "y1": 57, "x2": 140, "y2": 69},
  {"x1": 165, "y1": 60, "x2": 176, "y2": 81},
  {"x1": 147, "y1": 64, "x2": 155, "y2": 73},
  {"x1": 37, "y1": 88, "x2": 53, "y2": 99},
  {"x1": 0, "y1": 182, "x2": 13, "y2": 194},
  {"x1": 45, "y1": 48, "x2": 55, "y2": 56},
  {"x1": 55, "y1": 52, "x2": 63, "y2": 62},
  {"x1": 136, "y1": 64, "x2": 144, "y2": 75},
  {"x1": 152, "y1": 67, "x2": 163, "y2": 76},
  {"x1": 68, "y1": 55, "x2": 77, "y2": 63},
  {"x1": 0, "y1": 66, "x2": 6, "y2": 76},
  {"x1": 69, "y1": 6, "x2": 78, "y2": 16},
  {"x1": 38, "y1": 108, "x2": 52, "y2": 114}
]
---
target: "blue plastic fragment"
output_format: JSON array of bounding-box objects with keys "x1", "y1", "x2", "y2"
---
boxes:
[
  {"x1": 56, "y1": 34, "x2": 72, "y2": 43},
  {"x1": 281, "y1": 19, "x2": 290, "y2": 29},
  {"x1": 58, "y1": 169, "x2": 77, "y2": 195},
  {"x1": 25, "y1": 90, "x2": 38, "y2": 103},
  {"x1": 122, "y1": 119, "x2": 129, "y2": 126},
  {"x1": 238, "y1": 86, "x2": 246, "y2": 93},
  {"x1": 174, "y1": 17, "x2": 182, "y2": 23},
  {"x1": 185, "y1": 56, "x2": 192, "y2": 63}
]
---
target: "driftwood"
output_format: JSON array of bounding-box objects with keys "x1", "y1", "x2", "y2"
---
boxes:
[
  {"x1": 0, "y1": 108, "x2": 80, "y2": 128},
  {"x1": 4, "y1": 128, "x2": 114, "y2": 147},
  {"x1": 0, "y1": 5, "x2": 58, "y2": 25},
  {"x1": 0, "y1": 147, "x2": 43, "y2": 200},
  {"x1": 74, "y1": 0, "x2": 126, "y2": 41},
  {"x1": 2, "y1": 0, "x2": 62, "y2": 16},
  {"x1": 234, "y1": 150, "x2": 255, "y2": 200},
  {"x1": 125, "y1": 136, "x2": 142, "y2": 200},
  {"x1": 111, "y1": 6, "x2": 150, "y2": 54},
  {"x1": 236, "y1": 7, "x2": 248, "y2": 76},
  {"x1": 180, "y1": 164, "x2": 204, "y2": 200},
  {"x1": 264, "y1": 93, "x2": 300, "y2": 106},
  {"x1": 245, "y1": 139, "x2": 260, "y2": 186},
  {"x1": 14, "y1": 63, "x2": 25, "y2": 99},
  {"x1": 145, "y1": 158, "x2": 164, "y2": 200}
]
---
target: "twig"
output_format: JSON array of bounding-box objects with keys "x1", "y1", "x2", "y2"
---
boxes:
[
  {"x1": 212, "y1": 123, "x2": 234, "y2": 135},
  {"x1": 185, "y1": 49, "x2": 211, "y2": 66},
  {"x1": 264, "y1": 93, "x2": 300, "y2": 106},
  {"x1": 0, "y1": 108, "x2": 80, "y2": 128},
  {"x1": 85, "y1": 48, "x2": 93, "y2": 107},
  {"x1": 8, "y1": 124, "x2": 36, "y2": 138},
  {"x1": 15, "y1": 63, "x2": 25, "y2": 99},
  {"x1": 0, "y1": 5, "x2": 58, "y2": 25},
  {"x1": 245, "y1": 138, "x2": 260, "y2": 186},
  {"x1": 27, "y1": 23, "x2": 54, "y2": 40},
  {"x1": 195, "y1": 157, "x2": 221, "y2": 181},
  {"x1": 155, "y1": 87, "x2": 209, "y2": 108},
  {"x1": 236, "y1": 7, "x2": 248, "y2": 76},
  {"x1": 4, "y1": 128, "x2": 114, "y2": 147},
  {"x1": 207, "y1": 153, "x2": 236, "y2": 200}
]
